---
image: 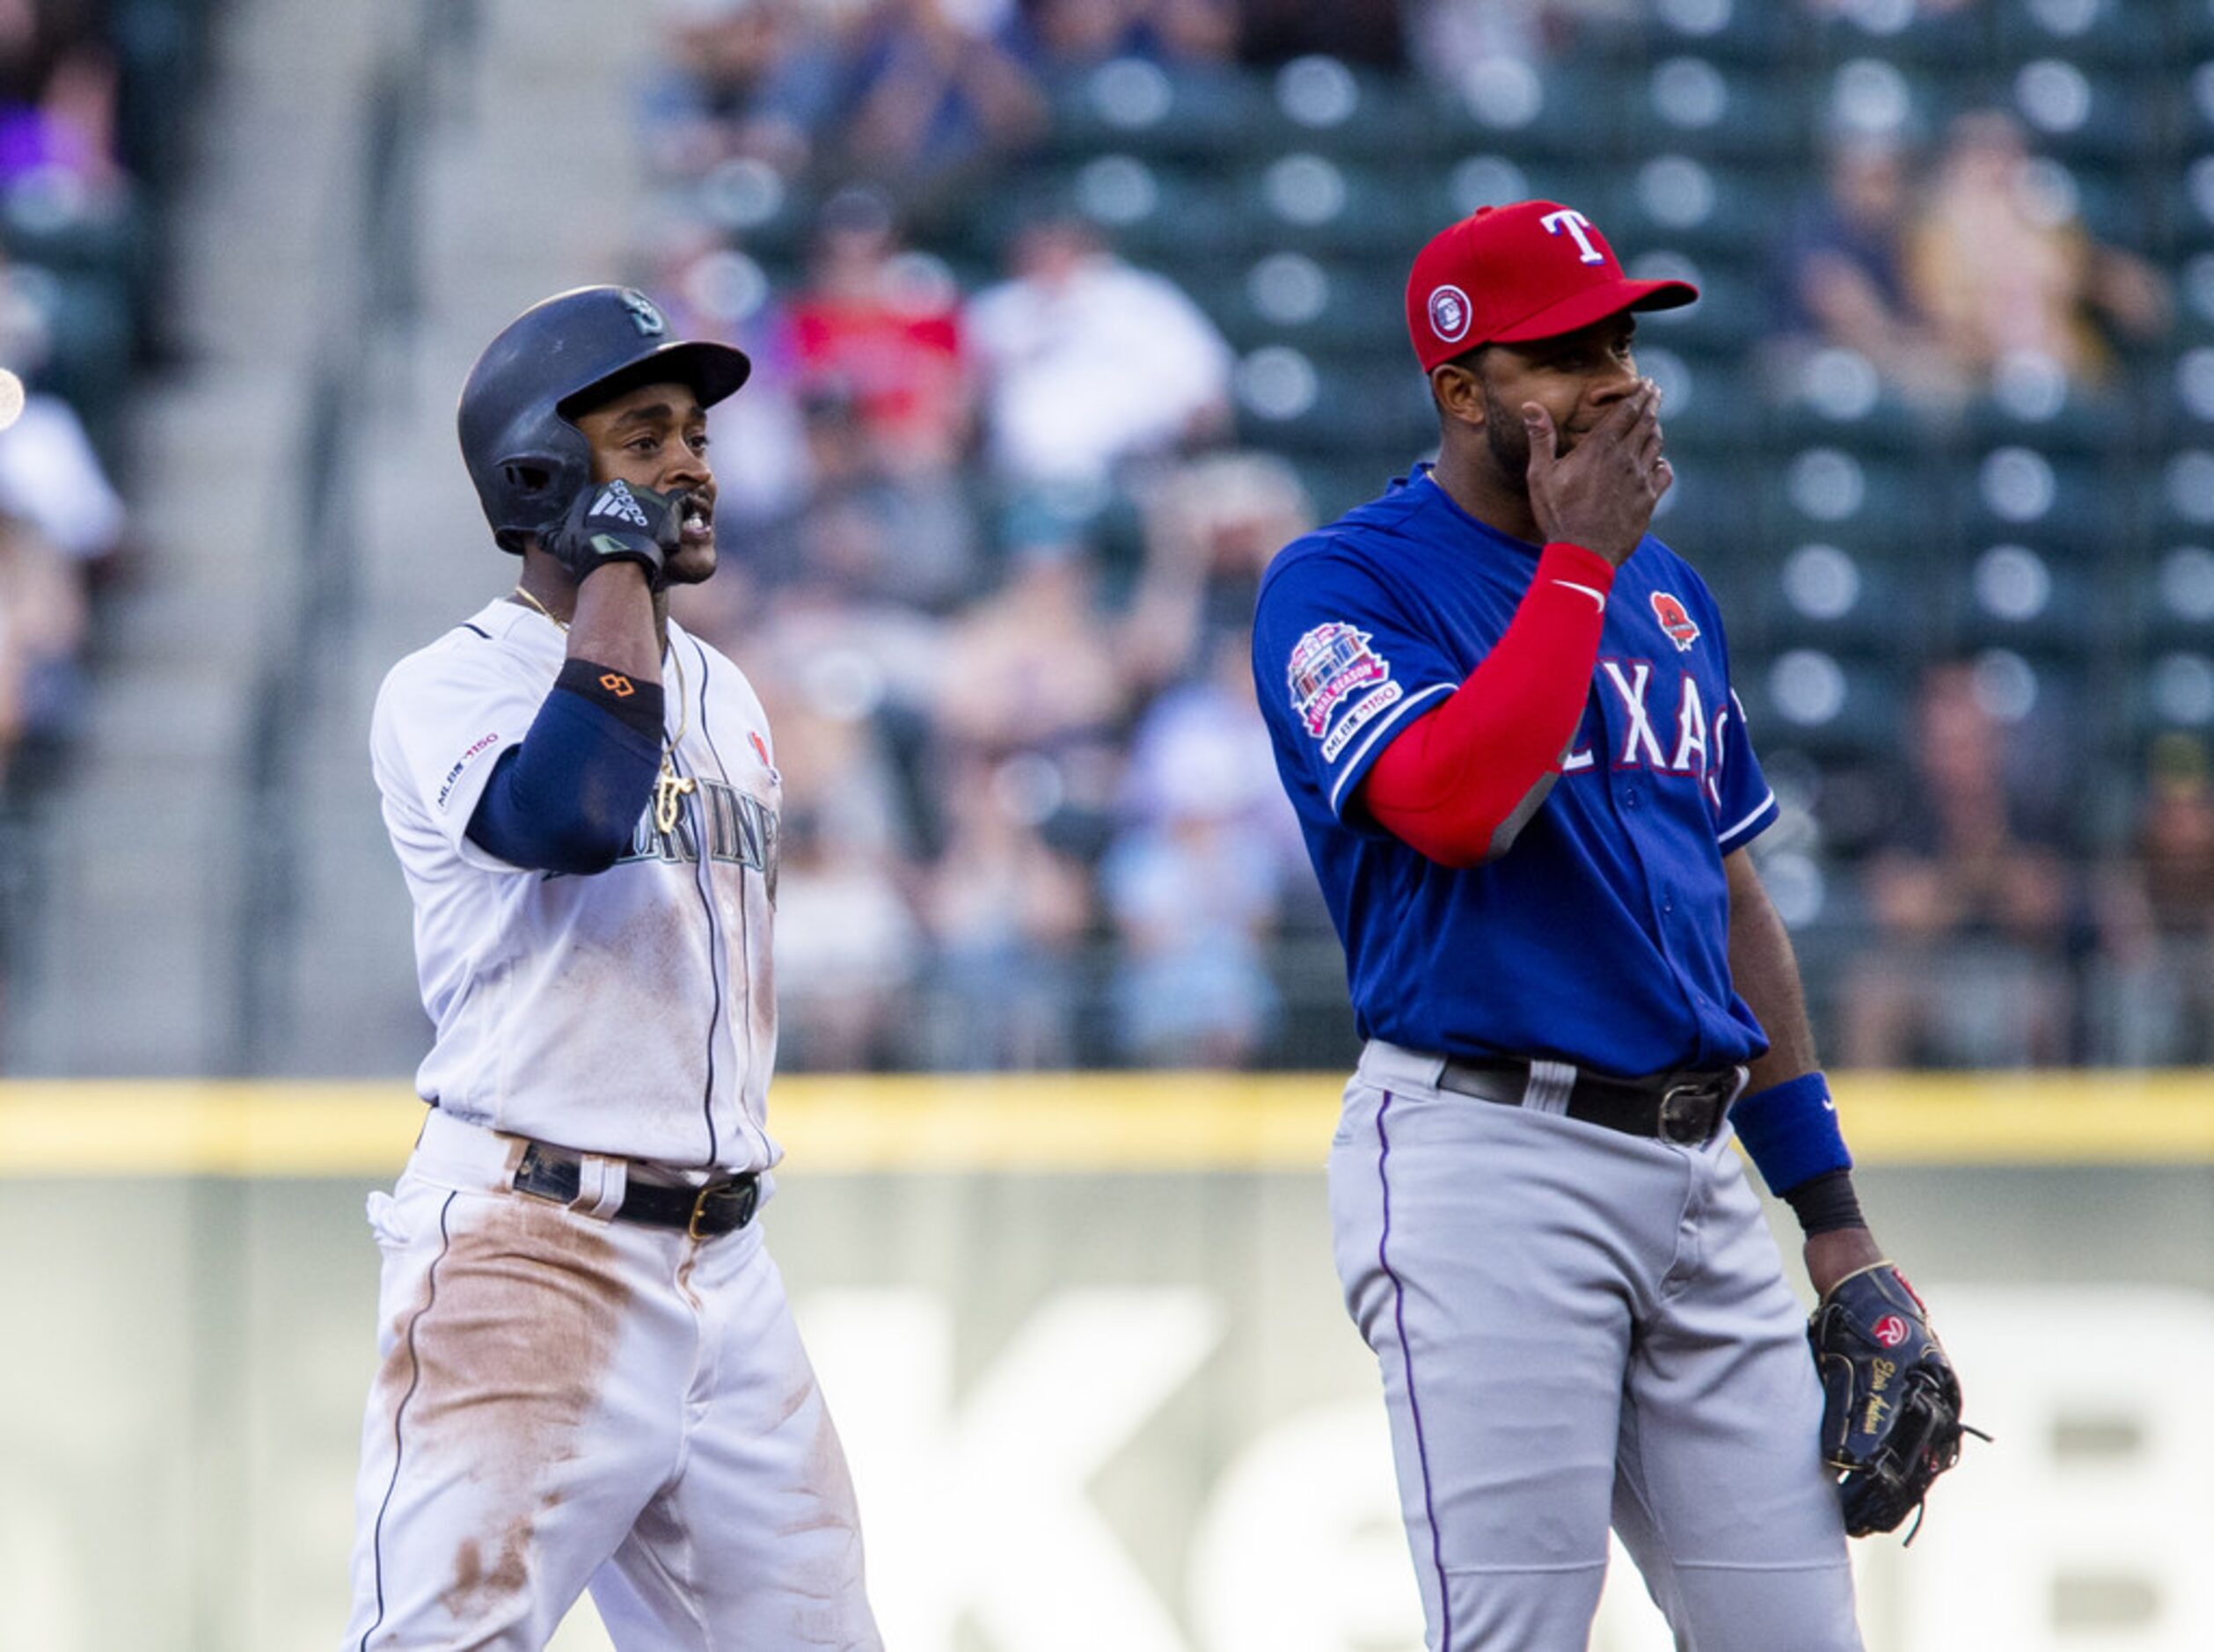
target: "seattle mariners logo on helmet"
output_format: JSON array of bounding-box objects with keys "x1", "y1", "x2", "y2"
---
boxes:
[
  {"x1": 1650, "y1": 591, "x2": 1701, "y2": 652},
  {"x1": 619, "y1": 288, "x2": 668, "y2": 337},
  {"x1": 1427, "y1": 284, "x2": 1472, "y2": 345}
]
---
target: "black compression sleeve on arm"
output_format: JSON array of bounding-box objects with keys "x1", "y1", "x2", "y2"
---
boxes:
[{"x1": 465, "y1": 660, "x2": 666, "y2": 874}]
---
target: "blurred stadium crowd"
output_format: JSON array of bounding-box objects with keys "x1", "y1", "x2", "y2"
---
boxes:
[
  {"x1": 0, "y1": 0, "x2": 162, "y2": 791},
  {"x1": 13, "y1": 0, "x2": 2214, "y2": 1072}
]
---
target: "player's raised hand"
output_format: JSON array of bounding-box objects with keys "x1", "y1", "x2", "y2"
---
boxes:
[
  {"x1": 544, "y1": 478, "x2": 688, "y2": 588},
  {"x1": 1521, "y1": 379, "x2": 1671, "y2": 567}
]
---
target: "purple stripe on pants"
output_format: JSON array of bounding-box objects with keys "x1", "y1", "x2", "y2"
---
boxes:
[{"x1": 1377, "y1": 1089, "x2": 1452, "y2": 1649}]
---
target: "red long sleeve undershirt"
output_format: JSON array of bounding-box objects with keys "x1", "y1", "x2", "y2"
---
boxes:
[{"x1": 1357, "y1": 542, "x2": 1618, "y2": 867}]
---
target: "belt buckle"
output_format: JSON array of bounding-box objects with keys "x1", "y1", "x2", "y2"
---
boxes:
[
  {"x1": 1657, "y1": 1081, "x2": 1716, "y2": 1145},
  {"x1": 687, "y1": 1183, "x2": 719, "y2": 1240},
  {"x1": 687, "y1": 1176, "x2": 756, "y2": 1239}
]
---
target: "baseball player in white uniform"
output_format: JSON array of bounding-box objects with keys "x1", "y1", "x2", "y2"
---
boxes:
[{"x1": 340, "y1": 286, "x2": 880, "y2": 1650}]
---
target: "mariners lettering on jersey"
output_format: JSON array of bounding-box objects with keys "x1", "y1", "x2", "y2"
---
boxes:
[
  {"x1": 563, "y1": 778, "x2": 780, "y2": 898},
  {"x1": 1564, "y1": 660, "x2": 1731, "y2": 810},
  {"x1": 1288, "y1": 622, "x2": 1406, "y2": 762}
]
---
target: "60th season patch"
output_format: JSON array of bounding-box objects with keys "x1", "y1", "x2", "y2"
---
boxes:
[{"x1": 1288, "y1": 623, "x2": 1404, "y2": 762}]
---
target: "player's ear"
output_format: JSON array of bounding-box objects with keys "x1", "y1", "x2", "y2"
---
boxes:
[{"x1": 1428, "y1": 357, "x2": 1488, "y2": 428}]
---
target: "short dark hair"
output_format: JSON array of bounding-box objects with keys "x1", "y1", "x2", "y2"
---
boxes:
[{"x1": 1438, "y1": 342, "x2": 1492, "y2": 377}]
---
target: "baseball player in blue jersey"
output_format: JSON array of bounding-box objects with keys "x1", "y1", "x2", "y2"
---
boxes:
[
  {"x1": 342, "y1": 286, "x2": 880, "y2": 1650},
  {"x1": 1253, "y1": 203, "x2": 1971, "y2": 1649}
]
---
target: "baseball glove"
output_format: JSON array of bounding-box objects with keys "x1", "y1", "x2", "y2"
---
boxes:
[{"x1": 1808, "y1": 1261, "x2": 1982, "y2": 1541}]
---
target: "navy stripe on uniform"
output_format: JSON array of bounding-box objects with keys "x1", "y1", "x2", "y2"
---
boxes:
[{"x1": 359, "y1": 1191, "x2": 458, "y2": 1652}]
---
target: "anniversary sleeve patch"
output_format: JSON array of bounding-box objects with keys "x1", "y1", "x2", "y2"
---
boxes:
[{"x1": 1287, "y1": 623, "x2": 1405, "y2": 762}]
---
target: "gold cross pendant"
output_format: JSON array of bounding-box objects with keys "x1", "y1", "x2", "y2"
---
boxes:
[{"x1": 654, "y1": 757, "x2": 697, "y2": 837}]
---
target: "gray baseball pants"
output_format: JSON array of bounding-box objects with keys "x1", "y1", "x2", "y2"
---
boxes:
[{"x1": 1331, "y1": 1040, "x2": 1862, "y2": 1652}]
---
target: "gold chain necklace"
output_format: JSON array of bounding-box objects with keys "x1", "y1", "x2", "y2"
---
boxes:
[{"x1": 512, "y1": 587, "x2": 697, "y2": 835}]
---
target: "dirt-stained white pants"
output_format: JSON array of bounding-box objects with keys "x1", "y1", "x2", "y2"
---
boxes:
[
  {"x1": 1332, "y1": 1041, "x2": 1862, "y2": 1652},
  {"x1": 340, "y1": 1108, "x2": 880, "y2": 1651}
]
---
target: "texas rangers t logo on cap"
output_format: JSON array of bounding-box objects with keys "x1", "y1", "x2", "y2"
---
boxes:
[{"x1": 1540, "y1": 208, "x2": 1605, "y2": 264}]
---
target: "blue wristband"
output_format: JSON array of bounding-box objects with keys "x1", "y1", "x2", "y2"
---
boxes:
[{"x1": 1728, "y1": 1071, "x2": 1852, "y2": 1195}]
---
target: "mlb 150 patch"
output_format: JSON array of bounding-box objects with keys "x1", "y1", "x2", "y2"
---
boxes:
[{"x1": 1288, "y1": 623, "x2": 1403, "y2": 760}]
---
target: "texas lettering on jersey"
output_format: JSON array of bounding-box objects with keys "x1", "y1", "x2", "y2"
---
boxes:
[{"x1": 1563, "y1": 656, "x2": 1735, "y2": 814}]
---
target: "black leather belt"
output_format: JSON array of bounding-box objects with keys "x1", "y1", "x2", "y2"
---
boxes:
[
  {"x1": 513, "y1": 1141, "x2": 760, "y2": 1239},
  {"x1": 1437, "y1": 1056, "x2": 1744, "y2": 1146}
]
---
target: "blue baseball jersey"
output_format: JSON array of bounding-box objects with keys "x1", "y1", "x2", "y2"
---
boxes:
[{"x1": 1253, "y1": 465, "x2": 1779, "y2": 1076}]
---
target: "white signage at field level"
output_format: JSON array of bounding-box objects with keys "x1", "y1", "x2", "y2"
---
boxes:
[
  {"x1": 542, "y1": 1285, "x2": 2214, "y2": 1652},
  {"x1": 1889, "y1": 1285, "x2": 2214, "y2": 1652}
]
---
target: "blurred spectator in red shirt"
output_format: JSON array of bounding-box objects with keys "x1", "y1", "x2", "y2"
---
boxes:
[{"x1": 784, "y1": 186, "x2": 971, "y2": 474}]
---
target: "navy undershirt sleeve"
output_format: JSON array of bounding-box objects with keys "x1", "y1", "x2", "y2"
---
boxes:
[{"x1": 467, "y1": 659, "x2": 665, "y2": 874}]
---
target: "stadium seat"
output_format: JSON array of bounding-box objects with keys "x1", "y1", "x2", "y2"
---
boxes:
[
  {"x1": 1633, "y1": 0, "x2": 1811, "y2": 70},
  {"x1": 1735, "y1": 646, "x2": 1908, "y2": 766},
  {"x1": 1637, "y1": 347, "x2": 1765, "y2": 450},
  {"x1": 1939, "y1": 541, "x2": 2115, "y2": 657},
  {"x1": 1430, "y1": 62, "x2": 1625, "y2": 162},
  {"x1": 1763, "y1": 378, "x2": 1934, "y2": 460},
  {"x1": 1618, "y1": 252, "x2": 1767, "y2": 353},
  {"x1": 1237, "y1": 59, "x2": 1448, "y2": 168},
  {"x1": 1808, "y1": 6, "x2": 1994, "y2": 71},
  {"x1": 1961, "y1": 378, "x2": 2119, "y2": 457},
  {"x1": 1750, "y1": 539, "x2": 1931, "y2": 661},
  {"x1": 1234, "y1": 153, "x2": 1429, "y2": 257},
  {"x1": 1197, "y1": 252, "x2": 1407, "y2": 355},
  {"x1": 1592, "y1": 159, "x2": 1799, "y2": 267},
  {"x1": 2126, "y1": 649, "x2": 2214, "y2": 742},
  {"x1": 1039, "y1": 60, "x2": 1273, "y2": 167},
  {"x1": 1233, "y1": 355, "x2": 1433, "y2": 460},
  {"x1": 2007, "y1": 62, "x2": 2167, "y2": 168},
  {"x1": 1994, "y1": 0, "x2": 2168, "y2": 69},
  {"x1": 1616, "y1": 57, "x2": 1811, "y2": 166},
  {"x1": 2130, "y1": 540, "x2": 2214, "y2": 652},
  {"x1": 1764, "y1": 447, "x2": 1936, "y2": 551},
  {"x1": 1950, "y1": 449, "x2": 2128, "y2": 553}
]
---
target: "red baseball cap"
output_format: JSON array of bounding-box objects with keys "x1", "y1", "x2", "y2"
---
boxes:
[{"x1": 1405, "y1": 200, "x2": 1699, "y2": 372}]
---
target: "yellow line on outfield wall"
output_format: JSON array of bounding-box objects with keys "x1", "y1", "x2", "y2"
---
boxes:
[{"x1": 0, "y1": 1073, "x2": 2210, "y2": 1176}]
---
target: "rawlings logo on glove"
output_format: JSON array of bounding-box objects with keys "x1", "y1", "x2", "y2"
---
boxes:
[{"x1": 1808, "y1": 1261, "x2": 1985, "y2": 1542}]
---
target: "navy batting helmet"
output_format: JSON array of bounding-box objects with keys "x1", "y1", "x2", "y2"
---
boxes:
[{"x1": 457, "y1": 285, "x2": 752, "y2": 553}]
